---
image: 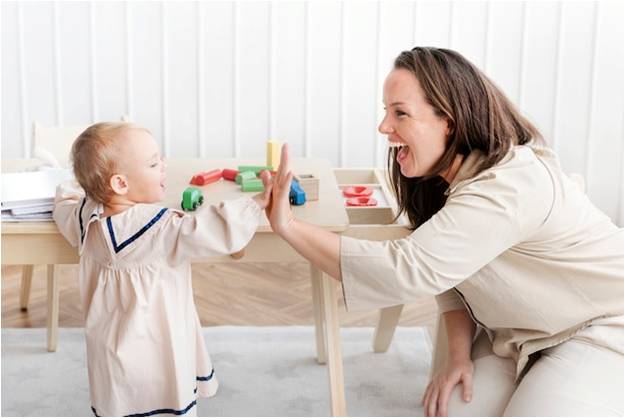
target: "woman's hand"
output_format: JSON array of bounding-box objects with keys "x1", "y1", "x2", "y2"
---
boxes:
[
  {"x1": 252, "y1": 170, "x2": 274, "y2": 210},
  {"x1": 265, "y1": 143, "x2": 295, "y2": 236},
  {"x1": 422, "y1": 356, "x2": 474, "y2": 417}
]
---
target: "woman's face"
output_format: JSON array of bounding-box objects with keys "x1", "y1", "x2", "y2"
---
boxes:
[{"x1": 378, "y1": 68, "x2": 450, "y2": 178}]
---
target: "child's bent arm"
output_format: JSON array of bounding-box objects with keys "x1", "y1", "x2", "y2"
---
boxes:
[
  {"x1": 163, "y1": 196, "x2": 262, "y2": 263},
  {"x1": 52, "y1": 180, "x2": 86, "y2": 247}
]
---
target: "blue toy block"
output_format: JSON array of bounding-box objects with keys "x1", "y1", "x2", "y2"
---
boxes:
[{"x1": 289, "y1": 179, "x2": 306, "y2": 206}]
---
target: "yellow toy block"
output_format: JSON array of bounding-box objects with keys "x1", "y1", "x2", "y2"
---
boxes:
[{"x1": 266, "y1": 139, "x2": 281, "y2": 170}]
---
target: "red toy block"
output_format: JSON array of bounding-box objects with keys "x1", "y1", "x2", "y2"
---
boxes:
[
  {"x1": 343, "y1": 186, "x2": 373, "y2": 198},
  {"x1": 222, "y1": 169, "x2": 239, "y2": 181},
  {"x1": 346, "y1": 197, "x2": 377, "y2": 207},
  {"x1": 190, "y1": 169, "x2": 222, "y2": 186}
]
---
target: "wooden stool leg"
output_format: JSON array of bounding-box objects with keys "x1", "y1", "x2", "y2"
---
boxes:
[
  {"x1": 372, "y1": 304, "x2": 404, "y2": 353},
  {"x1": 46, "y1": 264, "x2": 59, "y2": 352},
  {"x1": 319, "y1": 269, "x2": 346, "y2": 416},
  {"x1": 19, "y1": 265, "x2": 34, "y2": 311},
  {"x1": 310, "y1": 265, "x2": 327, "y2": 364}
]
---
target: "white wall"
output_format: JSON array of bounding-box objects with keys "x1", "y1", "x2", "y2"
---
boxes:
[{"x1": 1, "y1": 0, "x2": 623, "y2": 225}]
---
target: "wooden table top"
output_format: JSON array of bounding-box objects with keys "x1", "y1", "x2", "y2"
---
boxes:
[{"x1": 1, "y1": 158, "x2": 349, "y2": 235}]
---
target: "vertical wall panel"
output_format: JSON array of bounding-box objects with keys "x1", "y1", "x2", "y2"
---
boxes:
[
  {"x1": 452, "y1": 1, "x2": 488, "y2": 70},
  {"x1": 520, "y1": 1, "x2": 560, "y2": 143},
  {"x1": 166, "y1": 1, "x2": 198, "y2": 158},
  {"x1": 416, "y1": 1, "x2": 452, "y2": 47},
  {"x1": 202, "y1": 2, "x2": 235, "y2": 158},
  {"x1": 130, "y1": 2, "x2": 163, "y2": 146},
  {"x1": 551, "y1": 2, "x2": 595, "y2": 174},
  {"x1": 342, "y1": 1, "x2": 378, "y2": 167},
  {"x1": 308, "y1": 1, "x2": 342, "y2": 166},
  {"x1": 1, "y1": 1, "x2": 22, "y2": 157},
  {"x1": 21, "y1": 2, "x2": 56, "y2": 148},
  {"x1": 273, "y1": 2, "x2": 307, "y2": 157},
  {"x1": 487, "y1": 2, "x2": 524, "y2": 102},
  {"x1": 237, "y1": 2, "x2": 270, "y2": 159},
  {"x1": 57, "y1": 1, "x2": 91, "y2": 127},
  {"x1": 376, "y1": 1, "x2": 414, "y2": 168},
  {"x1": 93, "y1": 2, "x2": 126, "y2": 123},
  {"x1": 586, "y1": 0, "x2": 624, "y2": 226}
]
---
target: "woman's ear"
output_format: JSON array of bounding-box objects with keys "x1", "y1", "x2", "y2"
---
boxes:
[
  {"x1": 445, "y1": 118, "x2": 454, "y2": 136},
  {"x1": 110, "y1": 174, "x2": 129, "y2": 196}
]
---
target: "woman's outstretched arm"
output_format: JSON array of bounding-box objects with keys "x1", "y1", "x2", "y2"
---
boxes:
[{"x1": 264, "y1": 144, "x2": 342, "y2": 281}]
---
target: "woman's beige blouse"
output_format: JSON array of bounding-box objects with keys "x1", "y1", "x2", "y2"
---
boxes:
[
  {"x1": 53, "y1": 180, "x2": 261, "y2": 416},
  {"x1": 340, "y1": 145, "x2": 623, "y2": 379}
]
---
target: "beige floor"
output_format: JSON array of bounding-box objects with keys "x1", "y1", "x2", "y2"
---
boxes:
[{"x1": 1, "y1": 263, "x2": 438, "y2": 335}]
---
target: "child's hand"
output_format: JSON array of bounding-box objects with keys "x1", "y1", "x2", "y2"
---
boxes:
[
  {"x1": 265, "y1": 144, "x2": 295, "y2": 236},
  {"x1": 252, "y1": 170, "x2": 273, "y2": 210}
]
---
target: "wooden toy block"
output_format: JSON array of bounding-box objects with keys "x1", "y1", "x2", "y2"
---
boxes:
[
  {"x1": 235, "y1": 170, "x2": 256, "y2": 185},
  {"x1": 222, "y1": 168, "x2": 239, "y2": 181},
  {"x1": 266, "y1": 139, "x2": 281, "y2": 169},
  {"x1": 237, "y1": 165, "x2": 273, "y2": 175},
  {"x1": 190, "y1": 169, "x2": 222, "y2": 186},
  {"x1": 241, "y1": 178, "x2": 264, "y2": 192},
  {"x1": 294, "y1": 174, "x2": 319, "y2": 201},
  {"x1": 289, "y1": 179, "x2": 306, "y2": 205}
]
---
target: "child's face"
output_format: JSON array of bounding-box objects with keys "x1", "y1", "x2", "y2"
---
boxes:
[{"x1": 114, "y1": 129, "x2": 167, "y2": 204}]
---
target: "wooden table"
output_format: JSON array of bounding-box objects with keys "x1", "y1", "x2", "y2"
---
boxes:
[{"x1": 2, "y1": 158, "x2": 350, "y2": 416}]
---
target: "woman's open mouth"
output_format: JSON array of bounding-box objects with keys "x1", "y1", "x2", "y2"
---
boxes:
[{"x1": 389, "y1": 141, "x2": 409, "y2": 163}]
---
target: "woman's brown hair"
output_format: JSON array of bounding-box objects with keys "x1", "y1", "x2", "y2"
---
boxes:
[{"x1": 388, "y1": 47, "x2": 544, "y2": 229}]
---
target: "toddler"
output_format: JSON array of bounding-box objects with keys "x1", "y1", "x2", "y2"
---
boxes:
[{"x1": 53, "y1": 122, "x2": 272, "y2": 416}]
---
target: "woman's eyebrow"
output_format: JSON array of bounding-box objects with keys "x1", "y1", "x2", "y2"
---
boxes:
[{"x1": 383, "y1": 101, "x2": 407, "y2": 107}]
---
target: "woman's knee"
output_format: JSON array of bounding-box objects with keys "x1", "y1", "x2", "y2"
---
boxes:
[{"x1": 447, "y1": 354, "x2": 517, "y2": 416}]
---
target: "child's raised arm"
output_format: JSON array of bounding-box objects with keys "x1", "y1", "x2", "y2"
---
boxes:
[
  {"x1": 52, "y1": 180, "x2": 87, "y2": 247},
  {"x1": 161, "y1": 196, "x2": 263, "y2": 265}
]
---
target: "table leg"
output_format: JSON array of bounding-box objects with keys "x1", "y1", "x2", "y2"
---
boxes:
[
  {"x1": 310, "y1": 265, "x2": 327, "y2": 364},
  {"x1": 46, "y1": 264, "x2": 59, "y2": 352},
  {"x1": 316, "y1": 266, "x2": 347, "y2": 416},
  {"x1": 372, "y1": 304, "x2": 404, "y2": 353},
  {"x1": 19, "y1": 265, "x2": 34, "y2": 311}
]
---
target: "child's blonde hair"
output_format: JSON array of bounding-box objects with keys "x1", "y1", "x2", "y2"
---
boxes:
[{"x1": 70, "y1": 122, "x2": 148, "y2": 204}]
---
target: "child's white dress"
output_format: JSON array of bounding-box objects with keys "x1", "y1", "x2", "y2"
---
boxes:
[{"x1": 53, "y1": 180, "x2": 261, "y2": 417}]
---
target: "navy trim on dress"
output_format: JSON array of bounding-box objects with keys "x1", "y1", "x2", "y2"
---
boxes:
[
  {"x1": 90, "y1": 372, "x2": 214, "y2": 418},
  {"x1": 106, "y1": 208, "x2": 168, "y2": 253},
  {"x1": 92, "y1": 400, "x2": 196, "y2": 417},
  {"x1": 79, "y1": 198, "x2": 87, "y2": 243},
  {"x1": 196, "y1": 369, "x2": 215, "y2": 381}
]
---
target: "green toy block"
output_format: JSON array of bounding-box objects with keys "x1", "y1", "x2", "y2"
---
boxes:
[
  {"x1": 237, "y1": 165, "x2": 273, "y2": 175},
  {"x1": 241, "y1": 178, "x2": 264, "y2": 192},
  {"x1": 235, "y1": 170, "x2": 256, "y2": 185}
]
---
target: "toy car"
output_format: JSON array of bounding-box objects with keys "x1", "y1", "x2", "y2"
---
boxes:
[
  {"x1": 289, "y1": 180, "x2": 306, "y2": 206},
  {"x1": 181, "y1": 187, "x2": 204, "y2": 211},
  {"x1": 190, "y1": 169, "x2": 222, "y2": 186}
]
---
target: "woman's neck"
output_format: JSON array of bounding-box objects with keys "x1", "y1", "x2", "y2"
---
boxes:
[{"x1": 441, "y1": 154, "x2": 465, "y2": 184}]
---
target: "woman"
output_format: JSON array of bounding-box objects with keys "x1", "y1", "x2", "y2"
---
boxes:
[{"x1": 265, "y1": 47, "x2": 623, "y2": 416}]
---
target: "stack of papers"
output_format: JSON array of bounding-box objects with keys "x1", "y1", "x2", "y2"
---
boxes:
[{"x1": 1, "y1": 169, "x2": 73, "y2": 222}]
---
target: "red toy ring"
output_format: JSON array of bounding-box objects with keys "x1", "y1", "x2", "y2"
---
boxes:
[
  {"x1": 346, "y1": 197, "x2": 378, "y2": 207},
  {"x1": 343, "y1": 186, "x2": 373, "y2": 198}
]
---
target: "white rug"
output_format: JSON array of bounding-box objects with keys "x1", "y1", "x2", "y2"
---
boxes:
[{"x1": 1, "y1": 326, "x2": 432, "y2": 416}]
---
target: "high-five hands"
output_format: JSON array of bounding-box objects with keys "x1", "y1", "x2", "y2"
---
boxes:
[{"x1": 264, "y1": 143, "x2": 295, "y2": 236}]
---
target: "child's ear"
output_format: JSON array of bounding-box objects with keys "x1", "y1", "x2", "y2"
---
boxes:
[{"x1": 110, "y1": 174, "x2": 129, "y2": 195}]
